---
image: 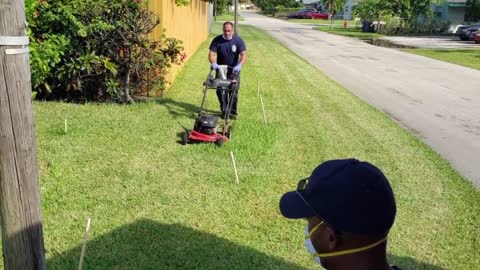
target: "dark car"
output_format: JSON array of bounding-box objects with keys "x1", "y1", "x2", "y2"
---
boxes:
[
  {"x1": 287, "y1": 8, "x2": 316, "y2": 19},
  {"x1": 457, "y1": 24, "x2": 480, "y2": 41}
]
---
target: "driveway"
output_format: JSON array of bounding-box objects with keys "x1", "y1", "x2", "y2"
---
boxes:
[
  {"x1": 241, "y1": 12, "x2": 480, "y2": 187},
  {"x1": 381, "y1": 36, "x2": 479, "y2": 49}
]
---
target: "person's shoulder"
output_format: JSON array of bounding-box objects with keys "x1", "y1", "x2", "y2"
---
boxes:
[
  {"x1": 234, "y1": 35, "x2": 245, "y2": 42},
  {"x1": 212, "y1": 35, "x2": 223, "y2": 41},
  {"x1": 209, "y1": 35, "x2": 223, "y2": 49}
]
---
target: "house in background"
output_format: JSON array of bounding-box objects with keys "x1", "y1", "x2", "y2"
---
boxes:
[
  {"x1": 432, "y1": 0, "x2": 467, "y2": 25},
  {"x1": 302, "y1": 0, "x2": 322, "y2": 11}
]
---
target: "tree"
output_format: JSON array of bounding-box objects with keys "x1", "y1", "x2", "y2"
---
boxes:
[
  {"x1": 382, "y1": 0, "x2": 410, "y2": 18},
  {"x1": 320, "y1": 0, "x2": 347, "y2": 15},
  {"x1": 410, "y1": 0, "x2": 432, "y2": 18},
  {"x1": 352, "y1": 0, "x2": 383, "y2": 21},
  {"x1": 466, "y1": 0, "x2": 480, "y2": 22}
]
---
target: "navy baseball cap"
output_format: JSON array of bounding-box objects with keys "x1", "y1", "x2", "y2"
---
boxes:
[{"x1": 279, "y1": 159, "x2": 396, "y2": 234}]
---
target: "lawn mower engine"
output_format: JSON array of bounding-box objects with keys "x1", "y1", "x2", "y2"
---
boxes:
[{"x1": 194, "y1": 115, "x2": 218, "y2": 135}]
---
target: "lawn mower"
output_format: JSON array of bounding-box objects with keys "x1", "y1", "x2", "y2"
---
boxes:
[{"x1": 181, "y1": 66, "x2": 238, "y2": 146}]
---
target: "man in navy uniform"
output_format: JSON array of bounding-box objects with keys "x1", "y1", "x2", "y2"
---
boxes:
[
  {"x1": 208, "y1": 21, "x2": 247, "y2": 119},
  {"x1": 280, "y1": 159, "x2": 405, "y2": 270}
]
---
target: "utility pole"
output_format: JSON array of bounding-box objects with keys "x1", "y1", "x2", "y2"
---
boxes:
[
  {"x1": 234, "y1": 0, "x2": 239, "y2": 34},
  {"x1": 330, "y1": 0, "x2": 334, "y2": 30},
  {"x1": 214, "y1": 0, "x2": 217, "y2": 22},
  {"x1": 0, "y1": 0, "x2": 47, "y2": 269}
]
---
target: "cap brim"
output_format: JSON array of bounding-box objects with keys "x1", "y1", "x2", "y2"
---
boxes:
[{"x1": 279, "y1": 191, "x2": 315, "y2": 219}]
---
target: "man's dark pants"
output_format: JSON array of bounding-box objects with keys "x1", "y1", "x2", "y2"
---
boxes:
[{"x1": 216, "y1": 71, "x2": 240, "y2": 117}]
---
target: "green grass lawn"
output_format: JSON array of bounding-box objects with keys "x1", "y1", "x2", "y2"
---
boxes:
[
  {"x1": 313, "y1": 26, "x2": 384, "y2": 39},
  {"x1": 4, "y1": 23, "x2": 479, "y2": 269},
  {"x1": 402, "y1": 48, "x2": 480, "y2": 71},
  {"x1": 215, "y1": 12, "x2": 244, "y2": 22}
]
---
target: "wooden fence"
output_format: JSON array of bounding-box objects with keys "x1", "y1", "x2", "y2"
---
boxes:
[{"x1": 148, "y1": 0, "x2": 212, "y2": 87}]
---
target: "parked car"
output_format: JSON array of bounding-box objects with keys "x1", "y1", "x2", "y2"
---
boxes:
[
  {"x1": 286, "y1": 8, "x2": 316, "y2": 19},
  {"x1": 472, "y1": 30, "x2": 480, "y2": 43},
  {"x1": 455, "y1": 22, "x2": 480, "y2": 35},
  {"x1": 302, "y1": 11, "x2": 329, "y2": 19},
  {"x1": 457, "y1": 25, "x2": 480, "y2": 41},
  {"x1": 468, "y1": 29, "x2": 478, "y2": 40}
]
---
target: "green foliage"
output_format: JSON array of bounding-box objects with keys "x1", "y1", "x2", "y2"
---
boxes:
[
  {"x1": 27, "y1": 0, "x2": 185, "y2": 102},
  {"x1": 378, "y1": 15, "x2": 406, "y2": 34},
  {"x1": 176, "y1": 0, "x2": 212, "y2": 6},
  {"x1": 353, "y1": 0, "x2": 447, "y2": 34},
  {"x1": 176, "y1": 0, "x2": 191, "y2": 6},
  {"x1": 319, "y1": 0, "x2": 346, "y2": 15},
  {"x1": 410, "y1": 0, "x2": 431, "y2": 17},
  {"x1": 352, "y1": 0, "x2": 384, "y2": 21},
  {"x1": 215, "y1": 0, "x2": 229, "y2": 16},
  {"x1": 466, "y1": 0, "x2": 480, "y2": 22},
  {"x1": 252, "y1": 0, "x2": 300, "y2": 10}
]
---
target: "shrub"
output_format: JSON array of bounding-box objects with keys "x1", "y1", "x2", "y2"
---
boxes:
[
  {"x1": 379, "y1": 16, "x2": 407, "y2": 34},
  {"x1": 408, "y1": 15, "x2": 450, "y2": 34},
  {"x1": 27, "y1": 0, "x2": 184, "y2": 103}
]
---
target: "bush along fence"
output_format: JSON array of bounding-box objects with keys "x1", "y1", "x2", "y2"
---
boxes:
[{"x1": 27, "y1": 0, "x2": 185, "y2": 103}]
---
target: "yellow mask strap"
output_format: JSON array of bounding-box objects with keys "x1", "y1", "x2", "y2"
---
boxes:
[
  {"x1": 305, "y1": 221, "x2": 324, "y2": 240},
  {"x1": 315, "y1": 237, "x2": 388, "y2": 258}
]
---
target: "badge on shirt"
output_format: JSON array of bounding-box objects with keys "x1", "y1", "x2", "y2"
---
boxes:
[{"x1": 232, "y1": 44, "x2": 237, "y2": 53}]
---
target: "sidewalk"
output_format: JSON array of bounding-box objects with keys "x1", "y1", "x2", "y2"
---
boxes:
[{"x1": 380, "y1": 35, "x2": 479, "y2": 49}]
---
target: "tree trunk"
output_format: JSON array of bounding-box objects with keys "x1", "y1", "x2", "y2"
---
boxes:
[
  {"x1": 0, "y1": 0, "x2": 47, "y2": 269},
  {"x1": 124, "y1": 68, "x2": 134, "y2": 104}
]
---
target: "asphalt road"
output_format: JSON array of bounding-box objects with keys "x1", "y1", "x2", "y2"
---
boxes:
[{"x1": 241, "y1": 12, "x2": 480, "y2": 187}]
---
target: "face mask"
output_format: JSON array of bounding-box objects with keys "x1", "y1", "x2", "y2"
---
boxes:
[
  {"x1": 304, "y1": 222, "x2": 323, "y2": 266},
  {"x1": 304, "y1": 222, "x2": 388, "y2": 266}
]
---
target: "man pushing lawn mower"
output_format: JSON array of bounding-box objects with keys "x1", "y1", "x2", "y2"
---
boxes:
[
  {"x1": 181, "y1": 22, "x2": 246, "y2": 146},
  {"x1": 181, "y1": 65, "x2": 239, "y2": 146},
  {"x1": 209, "y1": 21, "x2": 247, "y2": 119}
]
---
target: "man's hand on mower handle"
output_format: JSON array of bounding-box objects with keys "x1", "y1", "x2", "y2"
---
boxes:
[
  {"x1": 211, "y1": 63, "x2": 219, "y2": 70},
  {"x1": 233, "y1": 64, "x2": 242, "y2": 74}
]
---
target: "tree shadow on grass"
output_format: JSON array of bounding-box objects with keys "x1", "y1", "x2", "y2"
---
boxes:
[
  {"x1": 388, "y1": 254, "x2": 447, "y2": 270},
  {"x1": 157, "y1": 98, "x2": 220, "y2": 121},
  {"x1": 157, "y1": 97, "x2": 224, "y2": 145},
  {"x1": 5, "y1": 221, "x2": 450, "y2": 270},
  {"x1": 47, "y1": 219, "x2": 308, "y2": 270}
]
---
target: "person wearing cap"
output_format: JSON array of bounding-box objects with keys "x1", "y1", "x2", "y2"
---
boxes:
[
  {"x1": 279, "y1": 159, "x2": 404, "y2": 270},
  {"x1": 208, "y1": 21, "x2": 247, "y2": 119}
]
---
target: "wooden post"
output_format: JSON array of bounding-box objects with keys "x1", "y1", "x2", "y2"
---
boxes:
[
  {"x1": 234, "y1": 0, "x2": 238, "y2": 34},
  {"x1": 0, "y1": 0, "x2": 47, "y2": 269}
]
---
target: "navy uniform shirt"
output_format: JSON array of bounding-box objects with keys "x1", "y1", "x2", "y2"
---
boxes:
[{"x1": 209, "y1": 34, "x2": 246, "y2": 67}]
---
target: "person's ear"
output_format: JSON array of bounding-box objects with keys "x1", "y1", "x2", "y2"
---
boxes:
[{"x1": 325, "y1": 226, "x2": 339, "y2": 250}]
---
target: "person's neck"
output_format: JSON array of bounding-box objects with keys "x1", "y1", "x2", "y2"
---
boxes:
[
  {"x1": 326, "y1": 245, "x2": 391, "y2": 270},
  {"x1": 329, "y1": 259, "x2": 391, "y2": 270},
  {"x1": 223, "y1": 35, "x2": 233, "y2": 40}
]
